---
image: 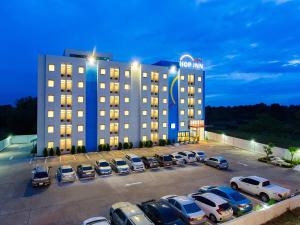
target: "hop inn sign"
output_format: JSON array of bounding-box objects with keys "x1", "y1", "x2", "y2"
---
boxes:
[{"x1": 179, "y1": 54, "x2": 204, "y2": 70}]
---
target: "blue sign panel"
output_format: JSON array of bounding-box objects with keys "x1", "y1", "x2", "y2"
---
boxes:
[
  {"x1": 168, "y1": 69, "x2": 179, "y2": 142},
  {"x1": 85, "y1": 62, "x2": 98, "y2": 151}
]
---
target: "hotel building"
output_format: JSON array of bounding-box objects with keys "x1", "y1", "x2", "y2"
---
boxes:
[{"x1": 37, "y1": 49, "x2": 205, "y2": 155}]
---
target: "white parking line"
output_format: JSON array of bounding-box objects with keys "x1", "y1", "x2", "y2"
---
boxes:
[
  {"x1": 85, "y1": 154, "x2": 91, "y2": 161},
  {"x1": 59, "y1": 156, "x2": 61, "y2": 163},
  {"x1": 9, "y1": 156, "x2": 14, "y2": 160},
  {"x1": 73, "y1": 155, "x2": 76, "y2": 161},
  {"x1": 125, "y1": 182, "x2": 143, "y2": 187},
  {"x1": 44, "y1": 157, "x2": 47, "y2": 164},
  {"x1": 97, "y1": 153, "x2": 103, "y2": 158},
  {"x1": 238, "y1": 162, "x2": 248, "y2": 167},
  {"x1": 29, "y1": 158, "x2": 33, "y2": 164}
]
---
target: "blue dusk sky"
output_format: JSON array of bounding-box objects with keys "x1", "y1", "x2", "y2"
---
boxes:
[{"x1": 0, "y1": 0, "x2": 300, "y2": 106}]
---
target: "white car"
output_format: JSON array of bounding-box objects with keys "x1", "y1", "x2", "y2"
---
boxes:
[
  {"x1": 170, "y1": 153, "x2": 185, "y2": 166},
  {"x1": 56, "y1": 165, "x2": 76, "y2": 182},
  {"x1": 110, "y1": 158, "x2": 130, "y2": 174},
  {"x1": 192, "y1": 151, "x2": 206, "y2": 162},
  {"x1": 230, "y1": 176, "x2": 291, "y2": 202},
  {"x1": 82, "y1": 216, "x2": 110, "y2": 225},
  {"x1": 188, "y1": 192, "x2": 233, "y2": 223},
  {"x1": 177, "y1": 151, "x2": 197, "y2": 163},
  {"x1": 161, "y1": 195, "x2": 207, "y2": 224},
  {"x1": 95, "y1": 159, "x2": 112, "y2": 175},
  {"x1": 125, "y1": 154, "x2": 145, "y2": 172}
]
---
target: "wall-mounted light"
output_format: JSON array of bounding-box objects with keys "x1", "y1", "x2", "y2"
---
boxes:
[
  {"x1": 88, "y1": 55, "x2": 96, "y2": 65},
  {"x1": 169, "y1": 65, "x2": 177, "y2": 73},
  {"x1": 131, "y1": 60, "x2": 140, "y2": 70}
]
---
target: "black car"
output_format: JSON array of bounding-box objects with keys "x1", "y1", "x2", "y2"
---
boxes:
[
  {"x1": 139, "y1": 200, "x2": 185, "y2": 225},
  {"x1": 141, "y1": 156, "x2": 159, "y2": 169},
  {"x1": 154, "y1": 154, "x2": 173, "y2": 167},
  {"x1": 76, "y1": 164, "x2": 96, "y2": 179},
  {"x1": 31, "y1": 165, "x2": 51, "y2": 187}
]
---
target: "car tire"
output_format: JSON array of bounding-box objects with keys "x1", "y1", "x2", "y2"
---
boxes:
[
  {"x1": 260, "y1": 193, "x2": 270, "y2": 202},
  {"x1": 209, "y1": 214, "x2": 217, "y2": 223},
  {"x1": 217, "y1": 165, "x2": 220, "y2": 169},
  {"x1": 231, "y1": 182, "x2": 238, "y2": 190}
]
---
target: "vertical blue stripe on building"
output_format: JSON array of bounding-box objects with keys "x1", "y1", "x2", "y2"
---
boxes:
[
  {"x1": 85, "y1": 62, "x2": 98, "y2": 151},
  {"x1": 168, "y1": 70, "x2": 179, "y2": 142}
]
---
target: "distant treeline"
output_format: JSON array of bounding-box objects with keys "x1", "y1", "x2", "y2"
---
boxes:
[{"x1": 206, "y1": 103, "x2": 300, "y2": 148}]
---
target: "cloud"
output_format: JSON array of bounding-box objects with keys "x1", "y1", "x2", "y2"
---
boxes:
[
  {"x1": 195, "y1": 0, "x2": 211, "y2": 5},
  {"x1": 206, "y1": 72, "x2": 282, "y2": 82},
  {"x1": 250, "y1": 42, "x2": 259, "y2": 48},
  {"x1": 262, "y1": 0, "x2": 294, "y2": 5},
  {"x1": 283, "y1": 59, "x2": 300, "y2": 67}
]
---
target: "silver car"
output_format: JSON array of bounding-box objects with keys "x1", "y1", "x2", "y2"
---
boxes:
[
  {"x1": 95, "y1": 159, "x2": 112, "y2": 175},
  {"x1": 192, "y1": 151, "x2": 206, "y2": 162},
  {"x1": 204, "y1": 156, "x2": 229, "y2": 170},
  {"x1": 170, "y1": 153, "x2": 185, "y2": 166},
  {"x1": 56, "y1": 165, "x2": 76, "y2": 182},
  {"x1": 160, "y1": 195, "x2": 207, "y2": 224}
]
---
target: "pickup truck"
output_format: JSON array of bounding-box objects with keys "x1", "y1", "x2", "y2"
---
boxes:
[{"x1": 230, "y1": 176, "x2": 290, "y2": 202}]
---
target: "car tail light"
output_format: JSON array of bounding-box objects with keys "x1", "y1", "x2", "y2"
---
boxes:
[
  {"x1": 238, "y1": 204, "x2": 246, "y2": 209},
  {"x1": 188, "y1": 217, "x2": 195, "y2": 222},
  {"x1": 216, "y1": 208, "x2": 223, "y2": 215},
  {"x1": 278, "y1": 194, "x2": 283, "y2": 198}
]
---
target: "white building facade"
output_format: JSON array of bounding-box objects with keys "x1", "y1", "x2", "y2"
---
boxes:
[{"x1": 37, "y1": 49, "x2": 205, "y2": 155}]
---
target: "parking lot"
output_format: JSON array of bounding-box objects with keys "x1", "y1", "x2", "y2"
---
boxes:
[{"x1": 0, "y1": 141, "x2": 299, "y2": 225}]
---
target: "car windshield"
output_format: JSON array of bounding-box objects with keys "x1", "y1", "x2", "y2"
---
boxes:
[
  {"x1": 34, "y1": 172, "x2": 48, "y2": 179},
  {"x1": 183, "y1": 203, "x2": 201, "y2": 214},
  {"x1": 175, "y1": 155, "x2": 182, "y2": 159},
  {"x1": 116, "y1": 160, "x2": 126, "y2": 166},
  {"x1": 83, "y1": 166, "x2": 93, "y2": 171},
  {"x1": 229, "y1": 192, "x2": 246, "y2": 201},
  {"x1": 163, "y1": 155, "x2": 172, "y2": 161},
  {"x1": 262, "y1": 181, "x2": 271, "y2": 187},
  {"x1": 219, "y1": 203, "x2": 231, "y2": 211},
  {"x1": 160, "y1": 207, "x2": 179, "y2": 223},
  {"x1": 188, "y1": 153, "x2": 195, "y2": 157},
  {"x1": 99, "y1": 162, "x2": 109, "y2": 167},
  {"x1": 132, "y1": 158, "x2": 141, "y2": 163},
  {"x1": 86, "y1": 219, "x2": 107, "y2": 225},
  {"x1": 62, "y1": 168, "x2": 73, "y2": 173},
  {"x1": 220, "y1": 159, "x2": 227, "y2": 163},
  {"x1": 197, "y1": 152, "x2": 204, "y2": 155}
]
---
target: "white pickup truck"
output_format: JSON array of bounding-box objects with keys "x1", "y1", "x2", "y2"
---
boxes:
[{"x1": 230, "y1": 176, "x2": 290, "y2": 202}]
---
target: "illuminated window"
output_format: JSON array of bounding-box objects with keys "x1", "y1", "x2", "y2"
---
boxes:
[
  {"x1": 163, "y1": 122, "x2": 167, "y2": 128},
  {"x1": 142, "y1": 123, "x2": 147, "y2": 128},
  {"x1": 188, "y1": 74, "x2": 195, "y2": 84},
  {"x1": 180, "y1": 110, "x2": 185, "y2": 115},
  {"x1": 163, "y1": 98, "x2": 167, "y2": 104},
  {"x1": 47, "y1": 141, "x2": 54, "y2": 149},
  {"x1": 78, "y1": 140, "x2": 83, "y2": 147},
  {"x1": 48, "y1": 80, "x2": 54, "y2": 87},
  {"x1": 163, "y1": 73, "x2": 167, "y2": 79},
  {"x1": 124, "y1": 110, "x2": 129, "y2": 116},
  {"x1": 142, "y1": 110, "x2": 147, "y2": 116},
  {"x1": 180, "y1": 87, "x2": 185, "y2": 93},
  {"x1": 180, "y1": 122, "x2": 185, "y2": 127},
  {"x1": 48, "y1": 126, "x2": 54, "y2": 133},
  {"x1": 78, "y1": 96, "x2": 84, "y2": 103},
  {"x1": 198, "y1": 99, "x2": 202, "y2": 104},
  {"x1": 99, "y1": 139, "x2": 105, "y2": 145},
  {"x1": 198, "y1": 88, "x2": 202, "y2": 93},
  {"x1": 142, "y1": 85, "x2": 147, "y2": 91},
  {"x1": 198, "y1": 76, "x2": 202, "y2": 82},
  {"x1": 198, "y1": 110, "x2": 202, "y2": 115},
  {"x1": 77, "y1": 110, "x2": 83, "y2": 118},
  {"x1": 124, "y1": 84, "x2": 130, "y2": 90},
  {"x1": 100, "y1": 110, "x2": 105, "y2": 116},
  {"x1": 77, "y1": 125, "x2": 84, "y2": 132},
  {"x1": 48, "y1": 64, "x2": 55, "y2": 72},
  {"x1": 162, "y1": 134, "x2": 167, "y2": 140},
  {"x1": 163, "y1": 86, "x2": 167, "y2": 92},
  {"x1": 180, "y1": 99, "x2": 185, "y2": 104},
  {"x1": 78, "y1": 81, "x2": 84, "y2": 88},
  {"x1": 124, "y1": 124, "x2": 129, "y2": 129},
  {"x1": 78, "y1": 66, "x2": 85, "y2": 74},
  {"x1": 100, "y1": 96, "x2": 106, "y2": 103},
  {"x1": 142, "y1": 136, "x2": 147, "y2": 141},
  {"x1": 142, "y1": 98, "x2": 147, "y2": 103},
  {"x1": 180, "y1": 75, "x2": 184, "y2": 80},
  {"x1": 110, "y1": 68, "x2": 120, "y2": 79},
  {"x1": 48, "y1": 95, "x2": 54, "y2": 102},
  {"x1": 124, "y1": 97, "x2": 130, "y2": 103},
  {"x1": 100, "y1": 124, "x2": 105, "y2": 131},
  {"x1": 124, "y1": 137, "x2": 129, "y2": 143},
  {"x1": 162, "y1": 110, "x2": 167, "y2": 115},
  {"x1": 100, "y1": 68, "x2": 106, "y2": 75},
  {"x1": 100, "y1": 83, "x2": 105, "y2": 89},
  {"x1": 125, "y1": 70, "x2": 130, "y2": 77},
  {"x1": 142, "y1": 72, "x2": 148, "y2": 78},
  {"x1": 48, "y1": 110, "x2": 54, "y2": 118}
]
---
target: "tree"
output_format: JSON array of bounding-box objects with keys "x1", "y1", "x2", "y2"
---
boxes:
[
  {"x1": 263, "y1": 143, "x2": 274, "y2": 160},
  {"x1": 123, "y1": 142, "x2": 129, "y2": 149},
  {"x1": 77, "y1": 146, "x2": 82, "y2": 154},
  {"x1": 139, "y1": 141, "x2": 144, "y2": 148},
  {"x1": 98, "y1": 144, "x2": 104, "y2": 152},
  {"x1": 71, "y1": 145, "x2": 76, "y2": 154},
  {"x1": 105, "y1": 144, "x2": 110, "y2": 151},
  {"x1": 49, "y1": 148, "x2": 54, "y2": 156},
  {"x1": 129, "y1": 142, "x2": 133, "y2": 149},
  {"x1": 55, "y1": 147, "x2": 61, "y2": 156},
  {"x1": 288, "y1": 146, "x2": 298, "y2": 164},
  {"x1": 43, "y1": 148, "x2": 48, "y2": 157},
  {"x1": 118, "y1": 142, "x2": 123, "y2": 150},
  {"x1": 81, "y1": 146, "x2": 86, "y2": 153}
]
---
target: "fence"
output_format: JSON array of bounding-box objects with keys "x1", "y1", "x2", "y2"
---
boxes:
[
  {"x1": 0, "y1": 135, "x2": 37, "y2": 151},
  {"x1": 205, "y1": 131, "x2": 300, "y2": 160}
]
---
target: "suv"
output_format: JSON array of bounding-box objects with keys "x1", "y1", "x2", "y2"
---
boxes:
[
  {"x1": 110, "y1": 202, "x2": 153, "y2": 225},
  {"x1": 31, "y1": 165, "x2": 51, "y2": 187},
  {"x1": 204, "y1": 156, "x2": 229, "y2": 170},
  {"x1": 111, "y1": 158, "x2": 130, "y2": 174},
  {"x1": 230, "y1": 176, "x2": 291, "y2": 202},
  {"x1": 192, "y1": 151, "x2": 206, "y2": 162},
  {"x1": 95, "y1": 159, "x2": 112, "y2": 175},
  {"x1": 139, "y1": 200, "x2": 185, "y2": 225},
  {"x1": 177, "y1": 151, "x2": 197, "y2": 164},
  {"x1": 125, "y1": 154, "x2": 145, "y2": 172},
  {"x1": 170, "y1": 153, "x2": 185, "y2": 166},
  {"x1": 141, "y1": 156, "x2": 159, "y2": 169},
  {"x1": 56, "y1": 165, "x2": 76, "y2": 183},
  {"x1": 154, "y1": 154, "x2": 173, "y2": 167},
  {"x1": 77, "y1": 164, "x2": 96, "y2": 179}
]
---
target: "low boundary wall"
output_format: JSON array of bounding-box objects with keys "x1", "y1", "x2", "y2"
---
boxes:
[{"x1": 0, "y1": 135, "x2": 37, "y2": 151}]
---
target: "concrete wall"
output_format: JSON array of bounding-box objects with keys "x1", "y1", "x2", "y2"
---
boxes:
[
  {"x1": 206, "y1": 131, "x2": 300, "y2": 160},
  {"x1": 0, "y1": 135, "x2": 37, "y2": 151},
  {"x1": 220, "y1": 195, "x2": 300, "y2": 225},
  {"x1": 0, "y1": 136, "x2": 12, "y2": 151}
]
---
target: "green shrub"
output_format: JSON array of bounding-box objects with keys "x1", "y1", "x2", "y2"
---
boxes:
[
  {"x1": 81, "y1": 146, "x2": 86, "y2": 153},
  {"x1": 166, "y1": 139, "x2": 171, "y2": 145},
  {"x1": 139, "y1": 141, "x2": 144, "y2": 148},
  {"x1": 118, "y1": 142, "x2": 123, "y2": 150},
  {"x1": 98, "y1": 144, "x2": 104, "y2": 152},
  {"x1": 43, "y1": 148, "x2": 48, "y2": 157},
  {"x1": 105, "y1": 144, "x2": 110, "y2": 151},
  {"x1": 71, "y1": 145, "x2": 76, "y2": 154},
  {"x1": 55, "y1": 147, "x2": 61, "y2": 156},
  {"x1": 77, "y1": 146, "x2": 82, "y2": 154},
  {"x1": 147, "y1": 140, "x2": 153, "y2": 148},
  {"x1": 129, "y1": 142, "x2": 133, "y2": 149},
  {"x1": 49, "y1": 148, "x2": 54, "y2": 156},
  {"x1": 123, "y1": 142, "x2": 129, "y2": 149}
]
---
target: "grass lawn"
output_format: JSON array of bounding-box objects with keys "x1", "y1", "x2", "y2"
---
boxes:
[{"x1": 263, "y1": 208, "x2": 300, "y2": 225}]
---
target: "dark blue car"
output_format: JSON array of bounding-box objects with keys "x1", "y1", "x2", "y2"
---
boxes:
[{"x1": 199, "y1": 186, "x2": 253, "y2": 215}]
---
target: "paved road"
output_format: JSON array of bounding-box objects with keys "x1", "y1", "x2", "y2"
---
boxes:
[{"x1": 0, "y1": 142, "x2": 299, "y2": 225}]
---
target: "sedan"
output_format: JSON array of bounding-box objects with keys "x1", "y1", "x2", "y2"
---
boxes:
[
  {"x1": 141, "y1": 156, "x2": 159, "y2": 169},
  {"x1": 77, "y1": 164, "x2": 96, "y2": 179},
  {"x1": 56, "y1": 165, "x2": 76, "y2": 182},
  {"x1": 110, "y1": 158, "x2": 130, "y2": 174},
  {"x1": 204, "y1": 156, "x2": 229, "y2": 170},
  {"x1": 192, "y1": 151, "x2": 206, "y2": 162},
  {"x1": 82, "y1": 216, "x2": 110, "y2": 225},
  {"x1": 170, "y1": 153, "x2": 185, "y2": 166},
  {"x1": 95, "y1": 159, "x2": 112, "y2": 175}
]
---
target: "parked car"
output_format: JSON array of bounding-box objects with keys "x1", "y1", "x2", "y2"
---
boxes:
[
  {"x1": 77, "y1": 164, "x2": 96, "y2": 179},
  {"x1": 141, "y1": 156, "x2": 159, "y2": 169},
  {"x1": 154, "y1": 154, "x2": 173, "y2": 167},
  {"x1": 82, "y1": 216, "x2": 110, "y2": 225},
  {"x1": 188, "y1": 192, "x2": 233, "y2": 223},
  {"x1": 198, "y1": 186, "x2": 252, "y2": 215},
  {"x1": 160, "y1": 195, "x2": 207, "y2": 224},
  {"x1": 56, "y1": 165, "x2": 76, "y2": 182},
  {"x1": 110, "y1": 202, "x2": 153, "y2": 225},
  {"x1": 230, "y1": 176, "x2": 291, "y2": 202},
  {"x1": 170, "y1": 153, "x2": 185, "y2": 166},
  {"x1": 95, "y1": 159, "x2": 112, "y2": 175},
  {"x1": 125, "y1": 154, "x2": 145, "y2": 172},
  {"x1": 192, "y1": 151, "x2": 206, "y2": 162},
  {"x1": 111, "y1": 158, "x2": 130, "y2": 174},
  {"x1": 139, "y1": 200, "x2": 185, "y2": 225},
  {"x1": 204, "y1": 156, "x2": 229, "y2": 170},
  {"x1": 177, "y1": 151, "x2": 197, "y2": 164},
  {"x1": 31, "y1": 165, "x2": 51, "y2": 187}
]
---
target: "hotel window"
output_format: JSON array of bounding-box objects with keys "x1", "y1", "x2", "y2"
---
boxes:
[
  {"x1": 124, "y1": 110, "x2": 129, "y2": 116},
  {"x1": 151, "y1": 97, "x2": 158, "y2": 106},
  {"x1": 180, "y1": 87, "x2": 185, "y2": 93},
  {"x1": 78, "y1": 66, "x2": 85, "y2": 74},
  {"x1": 163, "y1": 98, "x2": 167, "y2": 104},
  {"x1": 100, "y1": 124, "x2": 105, "y2": 131},
  {"x1": 162, "y1": 134, "x2": 167, "y2": 140},
  {"x1": 125, "y1": 70, "x2": 130, "y2": 78},
  {"x1": 198, "y1": 99, "x2": 202, "y2": 104},
  {"x1": 100, "y1": 83, "x2": 105, "y2": 89},
  {"x1": 48, "y1": 110, "x2": 54, "y2": 118},
  {"x1": 48, "y1": 64, "x2": 55, "y2": 72},
  {"x1": 110, "y1": 109, "x2": 119, "y2": 120},
  {"x1": 100, "y1": 96, "x2": 106, "y2": 103},
  {"x1": 78, "y1": 140, "x2": 83, "y2": 147},
  {"x1": 100, "y1": 68, "x2": 106, "y2": 75},
  {"x1": 188, "y1": 109, "x2": 194, "y2": 117},
  {"x1": 99, "y1": 139, "x2": 105, "y2": 145},
  {"x1": 188, "y1": 74, "x2": 195, "y2": 84},
  {"x1": 110, "y1": 68, "x2": 119, "y2": 80},
  {"x1": 162, "y1": 110, "x2": 167, "y2": 115},
  {"x1": 198, "y1": 76, "x2": 202, "y2": 82},
  {"x1": 142, "y1": 123, "x2": 147, "y2": 128},
  {"x1": 124, "y1": 123, "x2": 129, "y2": 129},
  {"x1": 48, "y1": 80, "x2": 54, "y2": 87},
  {"x1": 142, "y1": 136, "x2": 147, "y2": 141},
  {"x1": 162, "y1": 86, "x2": 167, "y2": 92},
  {"x1": 188, "y1": 98, "x2": 194, "y2": 106},
  {"x1": 60, "y1": 109, "x2": 66, "y2": 121},
  {"x1": 124, "y1": 137, "x2": 129, "y2": 143},
  {"x1": 78, "y1": 81, "x2": 84, "y2": 88},
  {"x1": 180, "y1": 122, "x2": 185, "y2": 127},
  {"x1": 180, "y1": 75, "x2": 184, "y2": 80},
  {"x1": 142, "y1": 98, "x2": 147, "y2": 103},
  {"x1": 151, "y1": 85, "x2": 158, "y2": 94},
  {"x1": 151, "y1": 72, "x2": 159, "y2": 82},
  {"x1": 110, "y1": 82, "x2": 119, "y2": 93},
  {"x1": 142, "y1": 85, "x2": 147, "y2": 91},
  {"x1": 188, "y1": 87, "x2": 195, "y2": 95},
  {"x1": 142, "y1": 72, "x2": 148, "y2": 78},
  {"x1": 180, "y1": 110, "x2": 185, "y2": 115},
  {"x1": 78, "y1": 96, "x2": 84, "y2": 103},
  {"x1": 163, "y1": 73, "x2": 167, "y2": 79},
  {"x1": 77, "y1": 110, "x2": 84, "y2": 118},
  {"x1": 180, "y1": 99, "x2": 185, "y2": 104},
  {"x1": 198, "y1": 110, "x2": 202, "y2": 115},
  {"x1": 48, "y1": 95, "x2": 54, "y2": 102},
  {"x1": 163, "y1": 122, "x2": 167, "y2": 128},
  {"x1": 110, "y1": 136, "x2": 119, "y2": 146},
  {"x1": 66, "y1": 64, "x2": 72, "y2": 76},
  {"x1": 77, "y1": 125, "x2": 84, "y2": 132},
  {"x1": 110, "y1": 123, "x2": 119, "y2": 133},
  {"x1": 198, "y1": 88, "x2": 202, "y2": 93},
  {"x1": 124, "y1": 84, "x2": 130, "y2": 90},
  {"x1": 100, "y1": 110, "x2": 105, "y2": 116},
  {"x1": 48, "y1": 126, "x2": 54, "y2": 133},
  {"x1": 124, "y1": 97, "x2": 130, "y2": 103},
  {"x1": 47, "y1": 142, "x2": 54, "y2": 149},
  {"x1": 142, "y1": 110, "x2": 147, "y2": 116}
]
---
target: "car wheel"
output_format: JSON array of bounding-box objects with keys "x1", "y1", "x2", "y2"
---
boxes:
[
  {"x1": 260, "y1": 193, "x2": 270, "y2": 202},
  {"x1": 217, "y1": 165, "x2": 220, "y2": 169},
  {"x1": 209, "y1": 214, "x2": 217, "y2": 223},
  {"x1": 231, "y1": 182, "x2": 238, "y2": 190}
]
